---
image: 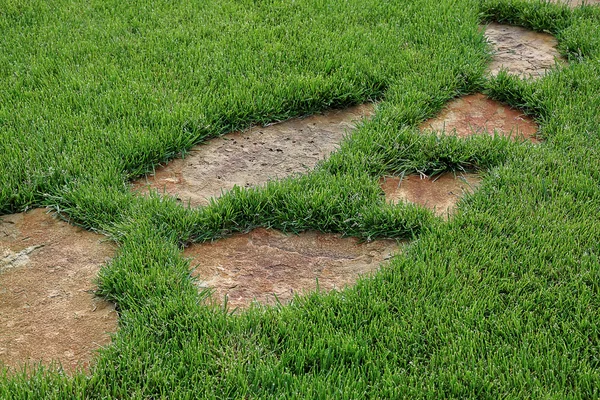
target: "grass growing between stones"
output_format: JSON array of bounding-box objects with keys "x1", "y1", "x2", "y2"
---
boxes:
[{"x1": 1, "y1": 0, "x2": 600, "y2": 398}]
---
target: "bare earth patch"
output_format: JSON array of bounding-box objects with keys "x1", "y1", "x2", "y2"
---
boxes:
[
  {"x1": 0, "y1": 209, "x2": 117, "y2": 374},
  {"x1": 485, "y1": 22, "x2": 565, "y2": 78},
  {"x1": 420, "y1": 93, "x2": 539, "y2": 142},
  {"x1": 381, "y1": 173, "x2": 482, "y2": 218},
  {"x1": 186, "y1": 228, "x2": 398, "y2": 310},
  {"x1": 133, "y1": 104, "x2": 375, "y2": 207}
]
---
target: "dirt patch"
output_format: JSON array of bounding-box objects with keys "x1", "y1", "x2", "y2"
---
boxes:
[
  {"x1": 380, "y1": 173, "x2": 482, "y2": 217},
  {"x1": 420, "y1": 93, "x2": 539, "y2": 142},
  {"x1": 485, "y1": 22, "x2": 565, "y2": 78},
  {"x1": 0, "y1": 209, "x2": 117, "y2": 374},
  {"x1": 133, "y1": 104, "x2": 375, "y2": 207},
  {"x1": 186, "y1": 228, "x2": 398, "y2": 310}
]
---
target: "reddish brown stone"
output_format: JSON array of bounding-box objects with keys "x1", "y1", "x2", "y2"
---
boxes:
[
  {"x1": 380, "y1": 173, "x2": 482, "y2": 218},
  {"x1": 186, "y1": 228, "x2": 399, "y2": 310},
  {"x1": 420, "y1": 93, "x2": 539, "y2": 142},
  {"x1": 0, "y1": 209, "x2": 117, "y2": 374},
  {"x1": 485, "y1": 22, "x2": 565, "y2": 78},
  {"x1": 133, "y1": 104, "x2": 375, "y2": 207}
]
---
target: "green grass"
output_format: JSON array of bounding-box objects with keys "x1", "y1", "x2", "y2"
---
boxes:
[{"x1": 1, "y1": 0, "x2": 600, "y2": 398}]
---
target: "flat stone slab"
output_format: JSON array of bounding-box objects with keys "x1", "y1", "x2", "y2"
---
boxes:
[
  {"x1": 485, "y1": 22, "x2": 565, "y2": 78},
  {"x1": 546, "y1": 0, "x2": 600, "y2": 6},
  {"x1": 381, "y1": 173, "x2": 482, "y2": 217},
  {"x1": 0, "y1": 209, "x2": 117, "y2": 374},
  {"x1": 186, "y1": 228, "x2": 398, "y2": 310},
  {"x1": 420, "y1": 93, "x2": 539, "y2": 142},
  {"x1": 133, "y1": 104, "x2": 375, "y2": 207}
]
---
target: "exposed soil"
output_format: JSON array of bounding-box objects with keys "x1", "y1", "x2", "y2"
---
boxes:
[
  {"x1": 186, "y1": 228, "x2": 398, "y2": 310},
  {"x1": 0, "y1": 209, "x2": 117, "y2": 374},
  {"x1": 380, "y1": 173, "x2": 482, "y2": 218},
  {"x1": 133, "y1": 104, "x2": 375, "y2": 207},
  {"x1": 485, "y1": 22, "x2": 565, "y2": 78},
  {"x1": 420, "y1": 93, "x2": 539, "y2": 142}
]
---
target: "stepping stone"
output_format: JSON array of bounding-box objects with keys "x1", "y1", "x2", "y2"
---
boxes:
[
  {"x1": 485, "y1": 22, "x2": 565, "y2": 78},
  {"x1": 186, "y1": 228, "x2": 398, "y2": 310},
  {"x1": 133, "y1": 104, "x2": 375, "y2": 207},
  {"x1": 0, "y1": 209, "x2": 117, "y2": 374},
  {"x1": 545, "y1": 0, "x2": 600, "y2": 6},
  {"x1": 380, "y1": 173, "x2": 482, "y2": 218},
  {"x1": 420, "y1": 93, "x2": 539, "y2": 142},
  {"x1": 381, "y1": 93, "x2": 538, "y2": 216}
]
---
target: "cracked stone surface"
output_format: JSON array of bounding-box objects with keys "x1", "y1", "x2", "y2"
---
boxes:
[
  {"x1": 186, "y1": 228, "x2": 399, "y2": 310},
  {"x1": 420, "y1": 93, "x2": 539, "y2": 142},
  {"x1": 485, "y1": 22, "x2": 565, "y2": 78},
  {"x1": 380, "y1": 173, "x2": 482, "y2": 218},
  {"x1": 0, "y1": 208, "x2": 117, "y2": 374},
  {"x1": 133, "y1": 104, "x2": 375, "y2": 207}
]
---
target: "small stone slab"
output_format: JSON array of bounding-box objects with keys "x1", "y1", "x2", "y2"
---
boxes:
[
  {"x1": 485, "y1": 22, "x2": 565, "y2": 78},
  {"x1": 133, "y1": 104, "x2": 375, "y2": 207},
  {"x1": 420, "y1": 93, "x2": 539, "y2": 142},
  {"x1": 381, "y1": 173, "x2": 482, "y2": 218},
  {"x1": 0, "y1": 209, "x2": 117, "y2": 374},
  {"x1": 186, "y1": 228, "x2": 398, "y2": 310}
]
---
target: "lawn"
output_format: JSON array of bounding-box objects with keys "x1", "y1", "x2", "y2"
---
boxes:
[{"x1": 1, "y1": 0, "x2": 600, "y2": 398}]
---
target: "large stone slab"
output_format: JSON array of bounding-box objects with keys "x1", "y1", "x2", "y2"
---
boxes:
[
  {"x1": 0, "y1": 209, "x2": 117, "y2": 374},
  {"x1": 133, "y1": 104, "x2": 375, "y2": 207},
  {"x1": 186, "y1": 228, "x2": 398, "y2": 310},
  {"x1": 485, "y1": 22, "x2": 565, "y2": 78}
]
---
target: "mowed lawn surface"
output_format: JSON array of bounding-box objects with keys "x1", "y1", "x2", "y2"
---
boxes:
[{"x1": 1, "y1": 0, "x2": 600, "y2": 398}]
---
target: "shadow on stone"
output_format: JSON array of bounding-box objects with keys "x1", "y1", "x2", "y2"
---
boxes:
[{"x1": 0, "y1": 209, "x2": 117, "y2": 374}]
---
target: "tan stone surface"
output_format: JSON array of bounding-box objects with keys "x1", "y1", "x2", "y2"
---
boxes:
[
  {"x1": 420, "y1": 93, "x2": 539, "y2": 142},
  {"x1": 186, "y1": 228, "x2": 398, "y2": 310},
  {"x1": 133, "y1": 104, "x2": 375, "y2": 207},
  {"x1": 0, "y1": 209, "x2": 117, "y2": 374},
  {"x1": 380, "y1": 173, "x2": 482, "y2": 217},
  {"x1": 485, "y1": 22, "x2": 565, "y2": 78},
  {"x1": 545, "y1": 0, "x2": 600, "y2": 6}
]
